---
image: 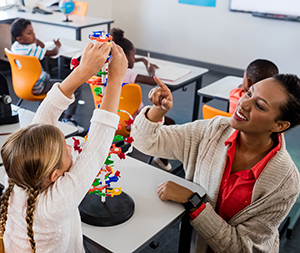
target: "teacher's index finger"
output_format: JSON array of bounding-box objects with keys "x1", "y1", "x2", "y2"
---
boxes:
[{"x1": 154, "y1": 76, "x2": 169, "y2": 91}]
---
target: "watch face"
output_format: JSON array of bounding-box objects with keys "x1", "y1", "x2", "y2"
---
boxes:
[{"x1": 190, "y1": 193, "x2": 202, "y2": 207}]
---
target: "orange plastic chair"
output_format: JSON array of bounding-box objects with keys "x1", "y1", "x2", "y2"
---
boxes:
[
  {"x1": 4, "y1": 48, "x2": 46, "y2": 106},
  {"x1": 72, "y1": 1, "x2": 88, "y2": 16},
  {"x1": 89, "y1": 83, "x2": 142, "y2": 137},
  {"x1": 202, "y1": 104, "x2": 232, "y2": 120}
]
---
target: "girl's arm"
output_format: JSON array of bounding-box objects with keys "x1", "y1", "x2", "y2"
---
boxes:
[
  {"x1": 32, "y1": 41, "x2": 111, "y2": 125},
  {"x1": 134, "y1": 57, "x2": 158, "y2": 86},
  {"x1": 135, "y1": 74, "x2": 157, "y2": 86}
]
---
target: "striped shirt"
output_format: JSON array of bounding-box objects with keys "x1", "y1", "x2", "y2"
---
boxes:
[{"x1": 11, "y1": 41, "x2": 48, "y2": 94}]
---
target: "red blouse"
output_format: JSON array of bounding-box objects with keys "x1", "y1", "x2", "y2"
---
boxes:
[{"x1": 190, "y1": 130, "x2": 281, "y2": 223}]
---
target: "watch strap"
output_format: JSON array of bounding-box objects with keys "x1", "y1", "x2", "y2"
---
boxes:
[{"x1": 182, "y1": 192, "x2": 204, "y2": 213}]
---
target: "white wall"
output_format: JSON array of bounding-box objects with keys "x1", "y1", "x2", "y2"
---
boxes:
[
  {"x1": 103, "y1": 0, "x2": 300, "y2": 75},
  {"x1": 27, "y1": 0, "x2": 300, "y2": 75}
]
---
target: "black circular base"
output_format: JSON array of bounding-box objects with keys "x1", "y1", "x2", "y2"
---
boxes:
[{"x1": 79, "y1": 191, "x2": 135, "y2": 226}]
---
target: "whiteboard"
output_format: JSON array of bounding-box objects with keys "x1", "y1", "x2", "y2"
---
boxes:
[{"x1": 230, "y1": 0, "x2": 300, "y2": 17}]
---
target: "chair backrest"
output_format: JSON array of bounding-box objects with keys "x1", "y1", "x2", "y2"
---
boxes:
[
  {"x1": 72, "y1": 1, "x2": 88, "y2": 16},
  {"x1": 4, "y1": 48, "x2": 46, "y2": 102},
  {"x1": 202, "y1": 104, "x2": 232, "y2": 120},
  {"x1": 117, "y1": 83, "x2": 142, "y2": 137},
  {"x1": 89, "y1": 83, "x2": 142, "y2": 137}
]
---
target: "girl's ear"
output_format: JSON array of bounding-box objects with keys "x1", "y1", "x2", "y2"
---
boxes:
[{"x1": 50, "y1": 169, "x2": 60, "y2": 183}]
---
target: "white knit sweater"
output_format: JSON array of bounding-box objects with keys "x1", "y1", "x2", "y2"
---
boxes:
[
  {"x1": 131, "y1": 106, "x2": 300, "y2": 253},
  {"x1": 3, "y1": 84, "x2": 120, "y2": 252}
]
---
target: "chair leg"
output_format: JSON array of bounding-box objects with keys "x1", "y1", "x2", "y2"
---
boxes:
[{"x1": 16, "y1": 98, "x2": 23, "y2": 107}]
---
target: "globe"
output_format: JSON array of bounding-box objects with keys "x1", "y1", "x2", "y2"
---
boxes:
[
  {"x1": 59, "y1": 0, "x2": 75, "y2": 22},
  {"x1": 59, "y1": 0, "x2": 75, "y2": 14}
]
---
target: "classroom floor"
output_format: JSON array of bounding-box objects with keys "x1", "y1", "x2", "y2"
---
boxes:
[{"x1": 1, "y1": 59, "x2": 300, "y2": 253}]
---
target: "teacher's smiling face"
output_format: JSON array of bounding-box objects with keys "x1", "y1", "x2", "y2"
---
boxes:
[{"x1": 229, "y1": 78, "x2": 290, "y2": 135}]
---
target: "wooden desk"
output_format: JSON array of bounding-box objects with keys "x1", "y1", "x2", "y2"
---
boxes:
[
  {"x1": 0, "y1": 9, "x2": 114, "y2": 43},
  {"x1": 0, "y1": 105, "x2": 78, "y2": 163},
  {"x1": 133, "y1": 57, "x2": 209, "y2": 121},
  {"x1": 197, "y1": 75, "x2": 243, "y2": 111},
  {"x1": 80, "y1": 156, "x2": 205, "y2": 253}
]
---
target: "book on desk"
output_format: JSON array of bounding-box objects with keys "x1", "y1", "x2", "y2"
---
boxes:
[
  {"x1": 134, "y1": 61, "x2": 191, "y2": 82},
  {"x1": 44, "y1": 41, "x2": 80, "y2": 59}
]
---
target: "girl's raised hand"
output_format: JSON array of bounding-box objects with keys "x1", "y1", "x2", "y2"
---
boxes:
[
  {"x1": 79, "y1": 41, "x2": 111, "y2": 80},
  {"x1": 107, "y1": 42, "x2": 128, "y2": 85},
  {"x1": 58, "y1": 41, "x2": 110, "y2": 98},
  {"x1": 99, "y1": 42, "x2": 127, "y2": 114}
]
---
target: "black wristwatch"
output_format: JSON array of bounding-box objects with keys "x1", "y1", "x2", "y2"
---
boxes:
[{"x1": 182, "y1": 192, "x2": 204, "y2": 213}]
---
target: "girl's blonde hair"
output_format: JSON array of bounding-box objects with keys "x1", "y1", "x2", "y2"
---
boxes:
[{"x1": 0, "y1": 124, "x2": 64, "y2": 253}]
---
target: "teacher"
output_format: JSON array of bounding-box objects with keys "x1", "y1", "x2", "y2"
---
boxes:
[{"x1": 131, "y1": 74, "x2": 300, "y2": 252}]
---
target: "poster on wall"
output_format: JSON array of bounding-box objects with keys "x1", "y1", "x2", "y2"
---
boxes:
[{"x1": 179, "y1": 0, "x2": 216, "y2": 7}]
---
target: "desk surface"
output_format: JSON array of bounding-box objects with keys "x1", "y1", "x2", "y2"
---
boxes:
[
  {"x1": 197, "y1": 75, "x2": 243, "y2": 101},
  {"x1": 81, "y1": 156, "x2": 205, "y2": 253},
  {"x1": 0, "y1": 9, "x2": 114, "y2": 29},
  {"x1": 56, "y1": 37, "x2": 86, "y2": 58},
  {"x1": 133, "y1": 55, "x2": 208, "y2": 88}
]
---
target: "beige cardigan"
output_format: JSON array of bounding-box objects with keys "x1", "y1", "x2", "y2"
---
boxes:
[{"x1": 131, "y1": 106, "x2": 300, "y2": 253}]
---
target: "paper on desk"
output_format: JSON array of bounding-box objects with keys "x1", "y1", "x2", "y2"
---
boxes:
[
  {"x1": 44, "y1": 41, "x2": 80, "y2": 59},
  {"x1": 155, "y1": 65, "x2": 191, "y2": 82}
]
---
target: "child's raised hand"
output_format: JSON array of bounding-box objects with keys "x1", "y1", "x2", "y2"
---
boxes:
[
  {"x1": 53, "y1": 39, "x2": 61, "y2": 48},
  {"x1": 58, "y1": 42, "x2": 110, "y2": 98},
  {"x1": 100, "y1": 42, "x2": 127, "y2": 114},
  {"x1": 79, "y1": 41, "x2": 111, "y2": 79},
  {"x1": 107, "y1": 42, "x2": 128, "y2": 85},
  {"x1": 149, "y1": 76, "x2": 173, "y2": 112}
]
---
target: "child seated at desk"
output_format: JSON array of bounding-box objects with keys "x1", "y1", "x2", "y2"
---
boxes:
[
  {"x1": 10, "y1": 18, "x2": 84, "y2": 133},
  {"x1": 229, "y1": 59, "x2": 278, "y2": 114},
  {"x1": 110, "y1": 27, "x2": 175, "y2": 171}
]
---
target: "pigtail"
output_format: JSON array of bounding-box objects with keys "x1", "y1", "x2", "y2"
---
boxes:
[
  {"x1": 26, "y1": 187, "x2": 39, "y2": 253},
  {"x1": 0, "y1": 180, "x2": 15, "y2": 253}
]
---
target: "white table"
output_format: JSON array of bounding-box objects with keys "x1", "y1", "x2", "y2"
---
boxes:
[
  {"x1": 133, "y1": 56, "x2": 209, "y2": 121},
  {"x1": 0, "y1": 105, "x2": 77, "y2": 163},
  {"x1": 80, "y1": 156, "x2": 205, "y2": 253},
  {"x1": 0, "y1": 9, "x2": 114, "y2": 42},
  {"x1": 197, "y1": 75, "x2": 243, "y2": 111},
  {"x1": 53, "y1": 37, "x2": 87, "y2": 78}
]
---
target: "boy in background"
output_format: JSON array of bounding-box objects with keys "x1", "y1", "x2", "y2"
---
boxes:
[
  {"x1": 229, "y1": 59, "x2": 278, "y2": 114},
  {"x1": 10, "y1": 18, "x2": 84, "y2": 133}
]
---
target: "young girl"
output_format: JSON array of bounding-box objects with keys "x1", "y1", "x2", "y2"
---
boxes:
[
  {"x1": 110, "y1": 28, "x2": 158, "y2": 86},
  {"x1": 0, "y1": 41, "x2": 128, "y2": 252},
  {"x1": 110, "y1": 28, "x2": 175, "y2": 171}
]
